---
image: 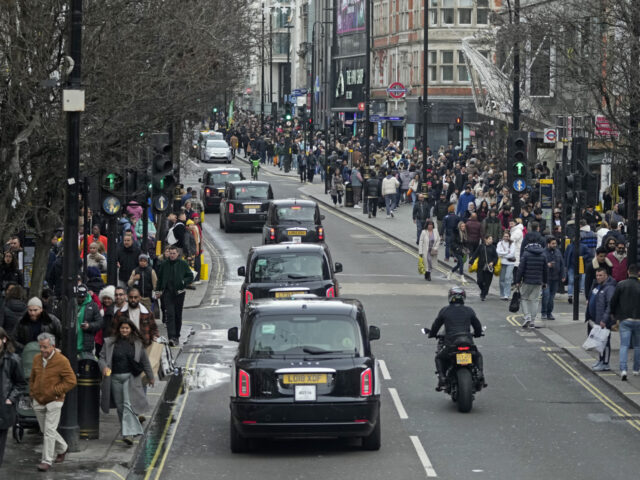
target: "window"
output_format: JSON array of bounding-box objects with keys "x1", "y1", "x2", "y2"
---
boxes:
[
  {"x1": 442, "y1": 0, "x2": 454, "y2": 24},
  {"x1": 413, "y1": 51, "x2": 421, "y2": 84},
  {"x1": 458, "y1": 66, "x2": 469, "y2": 82},
  {"x1": 458, "y1": 0, "x2": 472, "y2": 24},
  {"x1": 441, "y1": 50, "x2": 454, "y2": 81},
  {"x1": 477, "y1": 0, "x2": 489, "y2": 24},
  {"x1": 428, "y1": 50, "x2": 437, "y2": 81},
  {"x1": 429, "y1": 0, "x2": 438, "y2": 26}
]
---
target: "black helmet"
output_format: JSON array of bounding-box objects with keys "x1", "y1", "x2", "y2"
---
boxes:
[{"x1": 448, "y1": 286, "x2": 466, "y2": 304}]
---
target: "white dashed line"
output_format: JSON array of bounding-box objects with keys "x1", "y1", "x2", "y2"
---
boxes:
[
  {"x1": 388, "y1": 387, "x2": 408, "y2": 419},
  {"x1": 410, "y1": 435, "x2": 438, "y2": 477},
  {"x1": 378, "y1": 359, "x2": 391, "y2": 380}
]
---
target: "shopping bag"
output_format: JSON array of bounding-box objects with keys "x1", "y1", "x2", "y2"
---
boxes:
[
  {"x1": 469, "y1": 257, "x2": 479, "y2": 273},
  {"x1": 418, "y1": 257, "x2": 426, "y2": 275},
  {"x1": 509, "y1": 287, "x2": 521, "y2": 313},
  {"x1": 145, "y1": 342, "x2": 165, "y2": 383},
  {"x1": 407, "y1": 188, "x2": 413, "y2": 197},
  {"x1": 493, "y1": 258, "x2": 502, "y2": 276},
  {"x1": 583, "y1": 325, "x2": 610, "y2": 354}
]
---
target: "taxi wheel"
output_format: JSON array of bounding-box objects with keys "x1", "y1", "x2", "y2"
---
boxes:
[
  {"x1": 219, "y1": 215, "x2": 224, "y2": 229},
  {"x1": 230, "y1": 418, "x2": 250, "y2": 453},
  {"x1": 362, "y1": 411, "x2": 381, "y2": 450}
]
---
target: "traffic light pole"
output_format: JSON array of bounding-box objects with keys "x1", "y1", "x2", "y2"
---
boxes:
[
  {"x1": 571, "y1": 137, "x2": 583, "y2": 321},
  {"x1": 510, "y1": 0, "x2": 521, "y2": 218},
  {"x1": 59, "y1": 0, "x2": 82, "y2": 451},
  {"x1": 107, "y1": 216, "x2": 117, "y2": 285},
  {"x1": 560, "y1": 143, "x2": 568, "y2": 253}
]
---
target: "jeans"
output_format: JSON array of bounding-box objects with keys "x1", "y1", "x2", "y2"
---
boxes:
[
  {"x1": 111, "y1": 373, "x2": 144, "y2": 437},
  {"x1": 164, "y1": 289, "x2": 186, "y2": 340},
  {"x1": 411, "y1": 191, "x2": 417, "y2": 208},
  {"x1": 520, "y1": 283, "x2": 542, "y2": 322},
  {"x1": 619, "y1": 320, "x2": 640, "y2": 372},
  {"x1": 292, "y1": 154, "x2": 298, "y2": 170},
  {"x1": 367, "y1": 198, "x2": 378, "y2": 217},
  {"x1": 567, "y1": 269, "x2": 585, "y2": 295},
  {"x1": 499, "y1": 264, "x2": 514, "y2": 298},
  {"x1": 33, "y1": 400, "x2": 66, "y2": 465},
  {"x1": 416, "y1": 220, "x2": 424, "y2": 244},
  {"x1": 352, "y1": 186, "x2": 362, "y2": 206},
  {"x1": 541, "y1": 280, "x2": 560, "y2": 315},
  {"x1": 477, "y1": 269, "x2": 493, "y2": 298},
  {"x1": 331, "y1": 192, "x2": 343, "y2": 206},
  {"x1": 450, "y1": 253, "x2": 464, "y2": 274},
  {"x1": 445, "y1": 231, "x2": 453, "y2": 260},
  {"x1": 384, "y1": 194, "x2": 395, "y2": 215}
]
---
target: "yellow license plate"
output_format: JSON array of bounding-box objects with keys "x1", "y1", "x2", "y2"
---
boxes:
[
  {"x1": 283, "y1": 373, "x2": 327, "y2": 384},
  {"x1": 245, "y1": 205, "x2": 261, "y2": 210},
  {"x1": 287, "y1": 230, "x2": 307, "y2": 236},
  {"x1": 456, "y1": 353, "x2": 472, "y2": 365},
  {"x1": 218, "y1": 189, "x2": 225, "y2": 193},
  {"x1": 274, "y1": 291, "x2": 304, "y2": 298}
]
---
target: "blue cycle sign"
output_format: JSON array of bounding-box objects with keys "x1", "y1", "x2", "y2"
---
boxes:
[{"x1": 513, "y1": 179, "x2": 526, "y2": 192}]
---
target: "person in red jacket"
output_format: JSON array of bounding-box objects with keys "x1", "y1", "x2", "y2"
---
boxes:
[{"x1": 607, "y1": 240, "x2": 628, "y2": 283}]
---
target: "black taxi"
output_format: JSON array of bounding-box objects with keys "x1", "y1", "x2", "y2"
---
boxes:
[
  {"x1": 220, "y1": 181, "x2": 274, "y2": 232},
  {"x1": 227, "y1": 297, "x2": 381, "y2": 452},
  {"x1": 262, "y1": 199, "x2": 325, "y2": 244},
  {"x1": 199, "y1": 167, "x2": 244, "y2": 213},
  {"x1": 237, "y1": 243, "x2": 342, "y2": 316}
]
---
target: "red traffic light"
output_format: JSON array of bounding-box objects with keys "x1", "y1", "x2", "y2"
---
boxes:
[
  {"x1": 455, "y1": 117, "x2": 462, "y2": 125},
  {"x1": 308, "y1": 118, "x2": 312, "y2": 124},
  {"x1": 358, "y1": 102, "x2": 365, "y2": 112}
]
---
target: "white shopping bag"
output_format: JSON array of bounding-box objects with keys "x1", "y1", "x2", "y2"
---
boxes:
[{"x1": 582, "y1": 325, "x2": 610, "y2": 354}]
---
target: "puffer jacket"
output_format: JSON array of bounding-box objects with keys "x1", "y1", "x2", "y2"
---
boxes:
[
  {"x1": 515, "y1": 243, "x2": 548, "y2": 286},
  {"x1": 482, "y1": 216, "x2": 502, "y2": 242},
  {"x1": 0, "y1": 298, "x2": 27, "y2": 334},
  {"x1": 13, "y1": 311, "x2": 63, "y2": 353},
  {"x1": 465, "y1": 218, "x2": 483, "y2": 245},
  {"x1": 586, "y1": 276, "x2": 617, "y2": 327},
  {"x1": 381, "y1": 175, "x2": 399, "y2": 196},
  {"x1": 0, "y1": 351, "x2": 27, "y2": 425}
]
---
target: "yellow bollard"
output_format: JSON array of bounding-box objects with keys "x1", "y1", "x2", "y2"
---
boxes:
[
  {"x1": 578, "y1": 256, "x2": 585, "y2": 274},
  {"x1": 200, "y1": 211, "x2": 205, "y2": 223},
  {"x1": 200, "y1": 263, "x2": 209, "y2": 281},
  {"x1": 156, "y1": 240, "x2": 162, "y2": 257}
]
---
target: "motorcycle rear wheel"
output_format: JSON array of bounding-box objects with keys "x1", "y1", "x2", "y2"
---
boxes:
[{"x1": 456, "y1": 369, "x2": 474, "y2": 413}]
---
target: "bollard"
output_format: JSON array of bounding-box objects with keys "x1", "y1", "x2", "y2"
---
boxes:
[
  {"x1": 344, "y1": 182, "x2": 354, "y2": 207},
  {"x1": 77, "y1": 357, "x2": 101, "y2": 439}
]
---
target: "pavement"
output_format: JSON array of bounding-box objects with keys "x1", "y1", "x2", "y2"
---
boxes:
[{"x1": 239, "y1": 153, "x2": 640, "y2": 411}]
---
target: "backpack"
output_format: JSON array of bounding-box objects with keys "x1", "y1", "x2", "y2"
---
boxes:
[{"x1": 166, "y1": 224, "x2": 179, "y2": 245}]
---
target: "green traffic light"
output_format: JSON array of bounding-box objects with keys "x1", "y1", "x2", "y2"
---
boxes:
[
  {"x1": 213, "y1": 107, "x2": 218, "y2": 113},
  {"x1": 106, "y1": 173, "x2": 117, "y2": 191},
  {"x1": 514, "y1": 162, "x2": 525, "y2": 176},
  {"x1": 286, "y1": 114, "x2": 292, "y2": 120},
  {"x1": 140, "y1": 132, "x2": 145, "y2": 137}
]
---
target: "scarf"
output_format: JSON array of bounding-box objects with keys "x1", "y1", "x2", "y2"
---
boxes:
[{"x1": 76, "y1": 294, "x2": 91, "y2": 352}]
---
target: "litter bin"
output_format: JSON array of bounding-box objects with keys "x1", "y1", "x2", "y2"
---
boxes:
[
  {"x1": 77, "y1": 357, "x2": 101, "y2": 439},
  {"x1": 344, "y1": 182, "x2": 354, "y2": 207},
  {"x1": 283, "y1": 155, "x2": 291, "y2": 172}
]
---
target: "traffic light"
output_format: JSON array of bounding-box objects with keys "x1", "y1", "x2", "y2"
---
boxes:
[
  {"x1": 284, "y1": 102, "x2": 293, "y2": 121},
  {"x1": 455, "y1": 115, "x2": 463, "y2": 131},
  {"x1": 299, "y1": 105, "x2": 307, "y2": 119},
  {"x1": 151, "y1": 133, "x2": 174, "y2": 213},
  {"x1": 213, "y1": 107, "x2": 218, "y2": 114},
  {"x1": 100, "y1": 170, "x2": 124, "y2": 216},
  {"x1": 508, "y1": 131, "x2": 528, "y2": 193}
]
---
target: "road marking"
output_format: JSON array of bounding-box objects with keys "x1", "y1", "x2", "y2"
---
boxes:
[
  {"x1": 546, "y1": 352, "x2": 640, "y2": 432},
  {"x1": 378, "y1": 359, "x2": 391, "y2": 380},
  {"x1": 97, "y1": 469, "x2": 126, "y2": 480},
  {"x1": 143, "y1": 353, "x2": 195, "y2": 480},
  {"x1": 388, "y1": 387, "x2": 408, "y2": 419},
  {"x1": 153, "y1": 353, "x2": 201, "y2": 479},
  {"x1": 409, "y1": 435, "x2": 438, "y2": 477},
  {"x1": 506, "y1": 315, "x2": 522, "y2": 327}
]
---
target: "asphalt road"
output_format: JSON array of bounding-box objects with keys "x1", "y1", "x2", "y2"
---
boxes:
[{"x1": 136, "y1": 157, "x2": 640, "y2": 480}]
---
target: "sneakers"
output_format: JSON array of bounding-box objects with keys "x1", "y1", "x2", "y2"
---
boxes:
[
  {"x1": 123, "y1": 436, "x2": 134, "y2": 446},
  {"x1": 522, "y1": 317, "x2": 532, "y2": 328},
  {"x1": 547, "y1": 314, "x2": 556, "y2": 320},
  {"x1": 621, "y1": 370, "x2": 628, "y2": 381},
  {"x1": 592, "y1": 363, "x2": 609, "y2": 372},
  {"x1": 390, "y1": 211, "x2": 394, "y2": 218},
  {"x1": 446, "y1": 271, "x2": 453, "y2": 280},
  {"x1": 460, "y1": 274, "x2": 467, "y2": 285},
  {"x1": 592, "y1": 360, "x2": 603, "y2": 369},
  {"x1": 386, "y1": 215, "x2": 391, "y2": 219},
  {"x1": 354, "y1": 204, "x2": 361, "y2": 208}
]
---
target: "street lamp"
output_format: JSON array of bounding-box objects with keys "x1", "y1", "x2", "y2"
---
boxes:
[{"x1": 422, "y1": 0, "x2": 429, "y2": 193}]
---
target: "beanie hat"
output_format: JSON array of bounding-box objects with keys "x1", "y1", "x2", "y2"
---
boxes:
[
  {"x1": 99, "y1": 285, "x2": 116, "y2": 302},
  {"x1": 27, "y1": 297, "x2": 43, "y2": 308},
  {"x1": 139, "y1": 253, "x2": 150, "y2": 261}
]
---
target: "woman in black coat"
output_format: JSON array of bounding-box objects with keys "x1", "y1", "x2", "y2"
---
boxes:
[
  {"x1": 469, "y1": 234, "x2": 499, "y2": 301},
  {"x1": 0, "y1": 285, "x2": 27, "y2": 335},
  {"x1": 0, "y1": 251, "x2": 22, "y2": 293},
  {"x1": 0, "y1": 327, "x2": 27, "y2": 467}
]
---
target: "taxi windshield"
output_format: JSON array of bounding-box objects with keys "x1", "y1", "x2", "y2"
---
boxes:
[
  {"x1": 211, "y1": 172, "x2": 241, "y2": 184},
  {"x1": 251, "y1": 253, "x2": 327, "y2": 282},
  {"x1": 248, "y1": 315, "x2": 363, "y2": 358},
  {"x1": 275, "y1": 205, "x2": 315, "y2": 222},
  {"x1": 206, "y1": 140, "x2": 227, "y2": 148},
  {"x1": 235, "y1": 185, "x2": 269, "y2": 200}
]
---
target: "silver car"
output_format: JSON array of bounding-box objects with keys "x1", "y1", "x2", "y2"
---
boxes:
[{"x1": 202, "y1": 139, "x2": 232, "y2": 163}]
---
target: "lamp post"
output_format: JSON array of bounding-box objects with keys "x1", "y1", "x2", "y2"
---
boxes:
[
  {"x1": 261, "y1": 3, "x2": 265, "y2": 134},
  {"x1": 364, "y1": 0, "x2": 371, "y2": 171},
  {"x1": 311, "y1": 20, "x2": 324, "y2": 156},
  {"x1": 421, "y1": 0, "x2": 429, "y2": 193}
]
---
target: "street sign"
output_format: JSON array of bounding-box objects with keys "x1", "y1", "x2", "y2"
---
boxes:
[
  {"x1": 370, "y1": 115, "x2": 380, "y2": 122},
  {"x1": 298, "y1": 88, "x2": 308, "y2": 95},
  {"x1": 292, "y1": 89, "x2": 301, "y2": 95},
  {"x1": 543, "y1": 128, "x2": 557, "y2": 143},
  {"x1": 286, "y1": 121, "x2": 292, "y2": 127},
  {"x1": 358, "y1": 102, "x2": 365, "y2": 112},
  {"x1": 513, "y1": 179, "x2": 526, "y2": 192},
  {"x1": 387, "y1": 82, "x2": 406, "y2": 99}
]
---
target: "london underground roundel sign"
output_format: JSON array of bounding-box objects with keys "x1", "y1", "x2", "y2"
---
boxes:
[{"x1": 387, "y1": 82, "x2": 407, "y2": 99}]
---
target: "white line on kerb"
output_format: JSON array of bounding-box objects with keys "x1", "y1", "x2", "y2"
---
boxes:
[
  {"x1": 387, "y1": 387, "x2": 408, "y2": 419},
  {"x1": 410, "y1": 435, "x2": 438, "y2": 477},
  {"x1": 378, "y1": 359, "x2": 391, "y2": 380}
]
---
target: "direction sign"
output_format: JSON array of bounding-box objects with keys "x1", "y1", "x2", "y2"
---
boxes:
[
  {"x1": 513, "y1": 179, "x2": 526, "y2": 192},
  {"x1": 543, "y1": 128, "x2": 557, "y2": 143},
  {"x1": 292, "y1": 89, "x2": 302, "y2": 96},
  {"x1": 298, "y1": 88, "x2": 308, "y2": 95},
  {"x1": 370, "y1": 115, "x2": 380, "y2": 122},
  {"x1": 387, "y1": 82, "x2": 406, "y2": 99}
]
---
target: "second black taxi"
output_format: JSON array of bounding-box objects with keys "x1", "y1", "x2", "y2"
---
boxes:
[
  {"x1": 199, "y1": 167, "x2": 244, "y2": 213},
  {"x1": 220, "y1": 181, "x2": 273, "y2": 232},
  {"x1": 262, "y1": 199, "x2": 325, "y2": 244}
]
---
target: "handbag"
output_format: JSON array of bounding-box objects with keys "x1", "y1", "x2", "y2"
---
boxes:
[
  {"x1": 0, "y1": 402, "x2": 16, "y2": 430},
  {"x1": 418, "y1": 257, "x2": 426, "y2": 275},
  {"x1": 469, "y1": 257, "x2": 479, "y2": 273},
  {"x1": 509, "y1": 287, "x2": 521, "y2": 313},
  {"x1": 407, "y1": 188, "x2": 413, "y2": 197},
  {"x1": 493, "y1": 258, "x2": 502, "y2": 276},
  {"x1": 129, "y1": 356, "x2": 145, "y2": 377}
]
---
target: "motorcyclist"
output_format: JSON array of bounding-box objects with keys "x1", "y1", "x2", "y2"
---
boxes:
[
  {"x1": 249, "y1": 151, "x2": 261, "y2": 179},
  {"x1": 426, "y1": 287, "x2": 486, "y2": 391}
]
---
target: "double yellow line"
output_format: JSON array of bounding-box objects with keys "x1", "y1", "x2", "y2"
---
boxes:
[
  {"x1": 546, "y1": 351, "x2": 640, "y2": 432},
  {"x1": 506, "y1": 314, "x2": 522, "y2": 327},
  {"x1": 144, "y1": 352, "x2": 200, "y2": 480}
]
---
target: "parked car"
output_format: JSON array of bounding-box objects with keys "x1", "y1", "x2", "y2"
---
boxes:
[
  {"x1": 202, "y1": 139, "x2": 232, "y2": 163},
  {"x1": 200, "y1": 167, "x2": 244, "y2": 213},
  {"x1": 237, "y1": 243, "x2": 342, "y2": 315},
  {"x1": 227, "y1": 297, "x2": 381, "y2": 452},
  {"x1": 220, "y1": 181, "x2": 274, "y2": 232},
  {"x1": 262, "y1": 199, "x2": 325, "y2": 244}
]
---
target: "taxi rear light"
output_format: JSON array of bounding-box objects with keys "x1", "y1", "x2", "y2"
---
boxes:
[
  {"x1": 269, "y1": 228, "x2": 275, "y2": 241},
  {"x1": 326, "y1": 286, "x2": 335, "y2": 298},
  {"x1": 245, "y1": 290, "x2": 253, "y2": 304},
  {"x1": 457, "y1": 346, "x2": 470, "y2": 351},
  {"x1": 238, "y1": 369, "x2": 250, "y2": 397},
  {"x1": 229, "y1": 203, "x2": 234, "y2": 213},
  {"x1": 317, "y1": 227, "x2": 324, "y2": 240},
  {"x1": 354, "y1": 419, "x2": 368, "y2": 423},
  {"x1": 205, "y1": 188, "x2": 211, "y2": 197},
  {"x1": 361, "y1": 368, "x2": 372, "y2": 396},
  {"x1": 242, "y1": 420, "x2": 257, "y2": 424}
]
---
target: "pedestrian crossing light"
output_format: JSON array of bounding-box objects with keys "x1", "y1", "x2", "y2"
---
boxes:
[
  {"x1": 213, "y1": 107, "x2": 218, "y2": 113},
  {"x1": 100, "y1": 171, "x2": 124, "y2": 216},
  {"x1": 286, "y1": 113, "x2": 292, "y2": 120}
]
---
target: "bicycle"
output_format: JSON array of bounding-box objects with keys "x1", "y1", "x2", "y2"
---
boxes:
[{"x1": 251, "y1": 161, "x2": 260, "y2": 180}]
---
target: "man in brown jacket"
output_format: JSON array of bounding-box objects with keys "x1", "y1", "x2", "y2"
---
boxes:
[
  {"x1": 29, "y1": 332, "x2": 77, "y2": 472},
  {"x1": 114, "y1": 287, "x2": 159, "y2": 347}
]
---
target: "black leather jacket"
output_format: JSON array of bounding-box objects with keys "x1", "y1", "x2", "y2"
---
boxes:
[
  {"x1": 0, "y1": 351, "x2": 27, "y2": 420},
  {"x1": 428, "y1": 304, "x2": 483, "y2": 344}
]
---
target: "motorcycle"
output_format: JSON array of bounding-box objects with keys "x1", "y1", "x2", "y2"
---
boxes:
[{"x1": 421, "y1": 328, "x2": 485, "y2": 413}]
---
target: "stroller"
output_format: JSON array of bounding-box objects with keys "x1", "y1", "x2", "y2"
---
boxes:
[{"x1": 12, "y1": 341, "x2": 41, "y2": 442}]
